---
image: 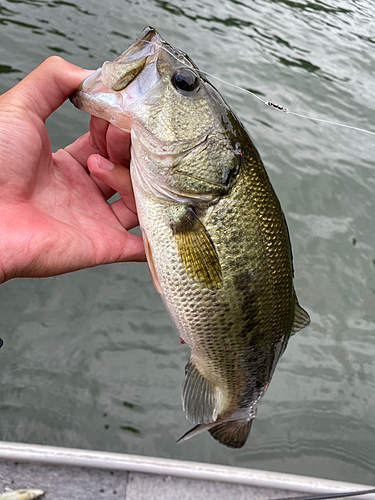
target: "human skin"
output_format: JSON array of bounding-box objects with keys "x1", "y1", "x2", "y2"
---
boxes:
[{"x1": 0, "y1": 56, "x2": 146, "y2": 284}]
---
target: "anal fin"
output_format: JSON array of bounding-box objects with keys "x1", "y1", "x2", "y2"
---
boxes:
[{"x1": 182, "y1": 357, "x2": 223, "y2": 424}]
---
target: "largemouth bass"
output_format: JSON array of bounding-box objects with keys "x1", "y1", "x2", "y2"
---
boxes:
[{"x1": 70, "y1": 27, "x2": 310, "y2": 448}]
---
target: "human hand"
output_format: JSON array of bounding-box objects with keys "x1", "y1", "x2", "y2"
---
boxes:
[{"x1": 0, "y1": 56, "x2": 145, "y2": 284}]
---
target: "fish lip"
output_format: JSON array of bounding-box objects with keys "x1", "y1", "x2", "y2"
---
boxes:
[
  {"x1": 112, "y1": 27, "x2": 164, "y2": 66},
  {"x1": 98, "y1": 30, "x2": 164, "y2": 93},
  {"x1": 134, "y1": 26, "x2": 161, "y2": 44},
  {"x1": 69, "y1": 68, "x2": 108, "y2": 111},
  {"x1": 68, "y1": 90, "x2": 78, "y2": 106},
  {"x1": 70, "y1": 67, "x2": 103, "y2": 101}
]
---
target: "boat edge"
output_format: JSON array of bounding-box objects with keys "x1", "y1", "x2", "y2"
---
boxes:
[{"x1": 0, "y1": 441, "x2": 373, "y2": 497}]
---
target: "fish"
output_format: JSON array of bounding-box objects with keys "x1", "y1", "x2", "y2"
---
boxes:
[
  {"x1": 70, "y1": 26, "x2": 310, "y2": 448},
  {"x1": 0, "y1": 490, "x2": 44, "y2": 500}
]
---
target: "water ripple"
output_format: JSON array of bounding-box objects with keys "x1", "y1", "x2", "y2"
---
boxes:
[{"x1": 288, "y1": 213, "x2": 353, "y2": 239}]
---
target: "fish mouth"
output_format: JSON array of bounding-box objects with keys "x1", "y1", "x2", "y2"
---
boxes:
[
  {"x1": 70, "y1": 28, "x2": 162, "y2": 95},
  {"x1": 69, "y1": 27, "x2": 166, "y2": 131},
  {"x1": 69, "y1": 27, "x2": 169, "y2": 128},
  {"x1": 70, "y1": 27, "x2": 198, "y2": 112},
  {"x1": 69, "y1": 25, "x2": 201, "y2": 133}
]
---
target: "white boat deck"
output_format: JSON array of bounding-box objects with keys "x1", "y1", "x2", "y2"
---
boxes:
[{"x1": 0, "y1": 442, "x2": 374, "y2": 500}]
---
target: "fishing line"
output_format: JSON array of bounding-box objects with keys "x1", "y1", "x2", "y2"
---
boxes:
[
  {"x1": 152, "y1": 41, "x2": 375, "y2": 137},
  {"x1": 270, "y1": 488, "x2": 375, "y2": 500},
  {"x1": 199, "y1": 70, "x2": 375, "y2": 137}
]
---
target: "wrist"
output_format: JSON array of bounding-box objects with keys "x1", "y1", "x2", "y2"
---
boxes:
[
  {"x1": 0, "y1": 247, "x2": 15, "y2": 285},
  {"x1": 0, "y1": 207, "x2": 25, "y2": 285},
  {"x1": 0, "y1": 239, "x2": 17, "y2": 286}
]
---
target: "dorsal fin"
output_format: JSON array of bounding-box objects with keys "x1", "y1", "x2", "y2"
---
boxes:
[
  {"x1": 182, "y1": 357, "x2": 223, "y2": 424},
  {"x1": 292, "y1": 295, "x2": 310, "y2": 334}
]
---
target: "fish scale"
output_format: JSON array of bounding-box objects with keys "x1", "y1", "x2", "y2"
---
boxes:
[{"x1": 70, "y1": 26, "x2": 310, "y2": 448}]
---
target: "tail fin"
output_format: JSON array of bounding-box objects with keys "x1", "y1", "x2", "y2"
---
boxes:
[
  {"x1": 177, "y1": 419, "x2": 253, "y2": 448},
  {"x1": 209, "y1": 419, "x2": 253, "y2": 448}
]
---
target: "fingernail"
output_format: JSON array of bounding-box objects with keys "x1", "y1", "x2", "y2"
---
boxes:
[
  {"x1": 84, "y1": 69, "x2": 96, "y2": 74},
  {"x1": 98, "y1": 156, "x2": 114, "y2": 171}
]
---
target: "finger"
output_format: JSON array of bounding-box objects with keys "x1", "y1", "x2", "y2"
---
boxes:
[
  {"x1": 106, "y1": 123, "x2": 131, "y2": 165},
  {"x1": 89, "y1": 116, "x2": 109, "y2": 157},
  {"x1": 7, "y1": 56, "x2": 91, "y2": 122},
  {"x1": 63, "y1": 133, "x2": 115, "y2": 198},
  {"x1": 110, "y1": 198, "x2": 139, "y2": 230},
  {"x1": 117, "y1": 232, "x2": 146, "y2": 262},
  {"x1": 89, "y1": 118, "x2": 131, "y2": 165},
  {"x1": 88, "y1": 155, "x2": 137, "y2": 214},
  {"x1": 64, "y1": 132, "x2": 100, "y2": 171},
  {"x1": 60, "y1": 137, "x2": 116, "y2": 200},
  {"x1": 91, "y1": 175, "x2": 116, "y2": 201}
]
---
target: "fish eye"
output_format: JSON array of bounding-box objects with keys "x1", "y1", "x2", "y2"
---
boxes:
[{"x1": 171, "y1": 68, "x2": 200, "y2": 93}]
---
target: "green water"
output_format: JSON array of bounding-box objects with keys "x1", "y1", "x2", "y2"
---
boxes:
[{"x1": 0, "y1": 0, "x2": 374, "y2": 485}]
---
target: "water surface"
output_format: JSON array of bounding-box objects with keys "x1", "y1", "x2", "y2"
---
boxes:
[{"x1": 0, "y1": 0, "x2": 374, "y2": 485}]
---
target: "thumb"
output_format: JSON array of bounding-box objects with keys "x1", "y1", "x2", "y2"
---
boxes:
[{"x1": 6, "y1": 56, "x2": 92, "y2": 122}]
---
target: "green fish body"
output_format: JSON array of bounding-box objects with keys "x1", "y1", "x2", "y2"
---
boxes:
[{"x1": 71, "y1": 27, "x2": 310, "y2": 448}]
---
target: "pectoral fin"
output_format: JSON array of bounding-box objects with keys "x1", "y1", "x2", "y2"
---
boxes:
[{"x1": 170, "y1": 207, "x2": 222, "y2": 289}]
